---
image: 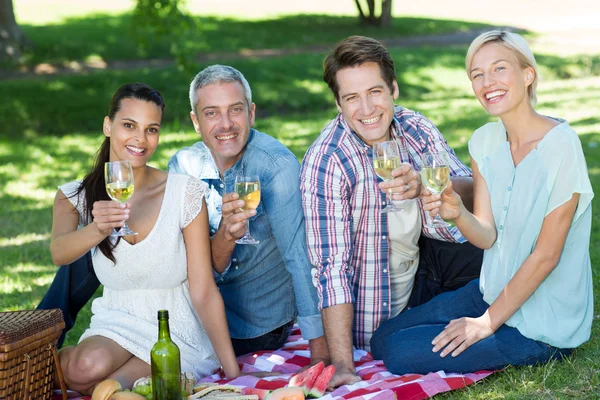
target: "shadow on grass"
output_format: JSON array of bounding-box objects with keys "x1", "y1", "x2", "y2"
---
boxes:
[{"x1": 15, "y1": 13, "x2": 496, "y2": 67}]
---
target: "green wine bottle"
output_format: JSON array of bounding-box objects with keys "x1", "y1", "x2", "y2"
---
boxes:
[{"x1": 151, "y1": 310, "x2": 182, "y2": 400}]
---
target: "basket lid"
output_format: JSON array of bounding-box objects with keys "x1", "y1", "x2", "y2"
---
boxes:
[{"x1": 0, "y1": 309, "x2": 64, "y2": 345}]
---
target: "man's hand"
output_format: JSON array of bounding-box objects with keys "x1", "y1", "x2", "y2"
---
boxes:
[
  {"x1": 91, "y1": 200, "x2": 130, "y2": 236},
  {"x1": 220, "y1": 192, "x2": 256, "y2": 241},
  {"x1": 378, "y1": 162, "x2": 421, "y2": 201},
  {"x1": 432, "y1": 314, "x2": 494, "y2": 358},
  {"x1": 327, "y1": 368, "x2": 361, "y2": 391}
]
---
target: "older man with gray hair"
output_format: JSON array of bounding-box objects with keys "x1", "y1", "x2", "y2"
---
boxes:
[{"x1": 168, "y1": 65, "x2": 328, "y2": 360}]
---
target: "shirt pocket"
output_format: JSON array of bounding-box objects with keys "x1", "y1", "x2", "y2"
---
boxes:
[{"x1": 247, "y1": 202, "x2": 273, "y2": 241}]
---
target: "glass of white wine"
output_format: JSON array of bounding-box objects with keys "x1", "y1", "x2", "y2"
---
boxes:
[
  {"x1": 421, "y1": 151, "x2": 451, "y2": 228},
  {"x1": 373, "y1": 140, "x2": 403, "y2": 213},
  {"x1": 235, "y1": 175, "x2": 261, "y2": 245},
  {"x1": 104, "y1": 160, "x2": 137, "y2": 237}
]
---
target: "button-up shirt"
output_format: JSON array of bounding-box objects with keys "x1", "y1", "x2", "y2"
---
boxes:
[
  {"x1": 169, "y1": 129, "x2": 324, "y2": 340},
  {"x1": 300, "y1": 106, "x2": 471, "y2": 349},
  {"x1": 471, "y1": 120, "x2": 594, "y2": 349}
]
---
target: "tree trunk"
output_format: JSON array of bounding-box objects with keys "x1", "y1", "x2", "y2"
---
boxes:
[
  {"x1": 0, "y1": 0, "x2": 28, "y2": 62},
  {"x1": 355, "y1": 0, "x2": 393, "y2": 27},
  {"x1": 380, "y1": 0, "x2": 393, "y2": 27}
]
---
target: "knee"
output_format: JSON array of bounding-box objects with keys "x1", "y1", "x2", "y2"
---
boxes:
[
  {"x1": 370, "y1": 326, "x2": 387, "y2": 360},
  {"x1": 61, "y1": 346, "x2": 112, "y2": 385}
]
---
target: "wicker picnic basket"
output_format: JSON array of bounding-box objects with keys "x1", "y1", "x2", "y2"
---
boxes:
[{"x1": 0, "y1": 309, "x2": 68, "y2": 400}]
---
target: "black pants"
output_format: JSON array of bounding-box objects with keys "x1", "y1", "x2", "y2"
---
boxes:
[{"x1": 407, "y1": 235, "x2": 483, "y2": 309}]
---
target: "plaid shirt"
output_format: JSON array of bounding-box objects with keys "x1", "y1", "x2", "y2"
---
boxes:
[{"x1": 300, "y1": 106, "x2": 472, "y2": 349}]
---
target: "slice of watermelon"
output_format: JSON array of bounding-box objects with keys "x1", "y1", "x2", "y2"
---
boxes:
[
  {"x1": 242, "y1": 387, "x2": 272, "y2": 400},
  {"x1": 288, "y1": 361, "x2": 325, "y2": 395},
  {"x1": 308, "y1": 365, "x2": 336, "y2": 398}
]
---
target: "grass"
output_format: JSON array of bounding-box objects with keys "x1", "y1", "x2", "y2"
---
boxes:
[
  {"x1": 2, "y1": 6, "x2": 600, "y2": 398},
  {"x1": 8, "y1": 12, "x2": 496, "y2": 68}
]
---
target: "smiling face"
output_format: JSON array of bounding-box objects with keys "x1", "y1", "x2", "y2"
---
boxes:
[
  {"x1": 190, "y1": 81, "x2": 255, "y2": 173},
  {"x1": 335, "y1": 62, "x2": 399, "y2": 146},
  {"x1": 469, "y1": 42, "x2": 535, "y2": 117},
  {"x1": 103, "y1": 98, "x2": 162, "y2": 167}
]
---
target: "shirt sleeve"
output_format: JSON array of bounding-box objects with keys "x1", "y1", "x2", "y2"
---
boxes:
[
  {"x1": 181, "y1": 176, "x2": 209, "y2": 228},
  {"x1": 261, "y1": 154, "x2": 324, "y2": 340},
  {"x1": 300, "y1": 149, "x2": 355, "y2": 310},
  {"x1": 545, "y1": 127, "x2": 594, "y2": 223},
  {"x1": 414, "y1": 115, "x2": 471, "y2": 242}
]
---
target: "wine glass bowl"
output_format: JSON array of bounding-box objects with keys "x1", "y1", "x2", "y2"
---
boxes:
[
  {"x1": 373, "y1": 140, "x2": 404, "y2": 213},
  {"x1": 421, "y1": 151, "x2": 451, "y2": 228},
  {"x1": 235, "y1": 175, "x2": 260, "y2": 244},
  {"x1": 105, "y1": 160, "x2": 138, "y2": 236}
]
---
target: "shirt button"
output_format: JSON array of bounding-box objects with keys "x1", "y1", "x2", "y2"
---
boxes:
[
  {"x1": 499, "y1": 225, "x2": 504, "y2": 230},
  {"x1": 232, "y1": 258, "x2": 237, "y2": 262},
  {"x1": 235, "y1": 266, "x2": 239, "y2": 270},
  {"x1": 383, "y1": 302, "x2": 388, "y2": 306},
  {"x1": 382, "y1": 235, "x2": 387, "y2": 240},
  {"x1": 503, "y1": 206, "x2": 507, "y2": 211},
  {"x1": 220, "y1": 183, "x2": 224, "y2": 188},
  {"x1": 508, "y1": 186, "x2": 512, "y2": 191},
  {"x1": 383, "y1": 269, "x2": 388, "y2": 273}
]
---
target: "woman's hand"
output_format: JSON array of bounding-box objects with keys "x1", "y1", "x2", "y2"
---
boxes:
[
  {"x1": 421, "y1": 180, "x2": 464, "y2": 221},
  {"x1": 432, "y1": 314, "x2": 494, "y2": 358},
  {"x1": 91, "y1": 201, "x2": 129, "y2": 236}
]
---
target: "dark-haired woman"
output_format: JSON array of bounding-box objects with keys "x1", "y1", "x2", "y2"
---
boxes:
[{"x1": 52, "y1": 84, "x2": 240, "y2": 394}]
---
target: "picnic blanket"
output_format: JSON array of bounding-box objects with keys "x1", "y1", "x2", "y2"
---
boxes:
[{"x1": 52, "y1": 326, "x2": 494, "y2": 400}]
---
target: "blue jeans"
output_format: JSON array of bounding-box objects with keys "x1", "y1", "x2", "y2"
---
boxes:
[
  {"x1": 37, "y1": 252, "x2": 100, "y2": 347},
  {"x1": 370, "y1": 280, "x2": 572, "y2": 374}
]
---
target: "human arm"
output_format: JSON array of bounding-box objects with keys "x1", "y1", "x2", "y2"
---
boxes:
[
  {"x1": 50, "y1": 189, "x2": 129, "y2": 265},
  {"x1": 300, "y1": 151, "x2": 359, "y2": 384},
  {"x1": 184, "y1": 197, "x2": 240, "y2": 378},
  {"x1": 210, "y1": 192, "x2": 256, "y2": 273},
  {"x1": 422, "y1": 158, "x2": 496, "y2": 249},
  {"x1": 262, "y1": 154, "x2": 328, "y2": 363},
  {"x1": 431, "y1": 193, "x2": 579, "y2": 357}
]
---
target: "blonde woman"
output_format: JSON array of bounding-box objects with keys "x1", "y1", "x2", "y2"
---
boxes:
[{"x1": 370, "y1": 31, "x2": 593, "y2": 374}]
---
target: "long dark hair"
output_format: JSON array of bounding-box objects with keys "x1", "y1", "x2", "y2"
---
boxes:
[{"x1": 76, "y1": 83, "x2": 165, "y2": 263}]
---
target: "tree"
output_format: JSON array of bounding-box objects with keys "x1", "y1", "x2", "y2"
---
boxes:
[
  {"x1": 354, "y1": 0, "x2": 393, "y2": 27},
  {"x1": 0, "y1": 0, "x2": 29, "y2": 62}
]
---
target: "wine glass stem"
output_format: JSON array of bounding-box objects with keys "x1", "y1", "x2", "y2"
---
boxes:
[
  {"x1": 387, "y1": 188, "x2": 393, "y2": 206},
  {"x1": 244, "y1": 219, "x2": 251, "y2": 239}
]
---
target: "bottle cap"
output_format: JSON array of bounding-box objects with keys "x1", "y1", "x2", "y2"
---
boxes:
[{"x1": 158, "y1": 310, "x2": 169, "y2": 319}]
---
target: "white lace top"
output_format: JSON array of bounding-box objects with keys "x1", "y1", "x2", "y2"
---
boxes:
[{"x1": 59, "y1": 174, "x2": 219, "y2": 378}]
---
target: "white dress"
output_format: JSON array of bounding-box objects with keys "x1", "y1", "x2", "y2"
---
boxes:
[{"x1": 59, "y1": 173, "x2": 220, "y2": 379}]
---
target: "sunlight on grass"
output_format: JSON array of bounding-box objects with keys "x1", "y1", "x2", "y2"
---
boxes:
[{"x1": 0, "y1": 233, "x2": 50, "y2": 247}]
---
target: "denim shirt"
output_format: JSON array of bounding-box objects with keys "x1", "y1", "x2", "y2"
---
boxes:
[{"x1": 168, "y1": 129, "x2": 324, "y2": 340}]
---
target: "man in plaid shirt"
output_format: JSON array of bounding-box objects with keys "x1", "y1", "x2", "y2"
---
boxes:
[{"x1": 300, "y1": 36, "x2": 483, "y2": 388}]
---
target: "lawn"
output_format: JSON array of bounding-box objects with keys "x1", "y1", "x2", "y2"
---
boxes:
[{"x1": 2, "y1": 3, "x2": 600, "y2": 398}]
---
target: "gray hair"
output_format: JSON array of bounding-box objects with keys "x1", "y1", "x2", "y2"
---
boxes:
[{"x1": 189, "y1": 65, "x2": 253, "y2": 115}]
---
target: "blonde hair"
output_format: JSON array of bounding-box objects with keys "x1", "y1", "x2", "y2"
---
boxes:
[{"x1": 465, "y1": 30, "x2": 538, "y2": 106}]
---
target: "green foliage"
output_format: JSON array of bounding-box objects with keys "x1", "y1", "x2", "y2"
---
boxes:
[
  {"x1": 13, "y1": 14, "x2": 492, "y2": 69},
  {"x1": 132, "y1": 0, "x2": 196, "y2": 71}
]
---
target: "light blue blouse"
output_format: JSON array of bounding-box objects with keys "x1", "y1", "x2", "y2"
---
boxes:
[{"x1": 469, "y1": 120, "x2": 594, "y2": 349}]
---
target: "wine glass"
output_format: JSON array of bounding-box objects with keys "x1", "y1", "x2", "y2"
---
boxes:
[
  {"x1": 104, "y1": 160, "x2": 137, "y2": 236},
  {"x1": 373, "y1": 140, "x2": 403, "y2": 213},
  {"x1": 421, "y1": 151, "x2": 451, "y2": 228},
  {"x1": 235, "y1": 175, "x2": 261, "y2": 245}
]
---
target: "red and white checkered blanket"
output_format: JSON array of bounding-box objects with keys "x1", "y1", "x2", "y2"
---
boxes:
[{"x1": 53, "y1": 326, "x2": 494, "y2": 400}]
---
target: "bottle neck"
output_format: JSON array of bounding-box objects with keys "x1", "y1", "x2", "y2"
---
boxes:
[{"x1": 158, "y1": 318, "x2": 171, "y2": 340}]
